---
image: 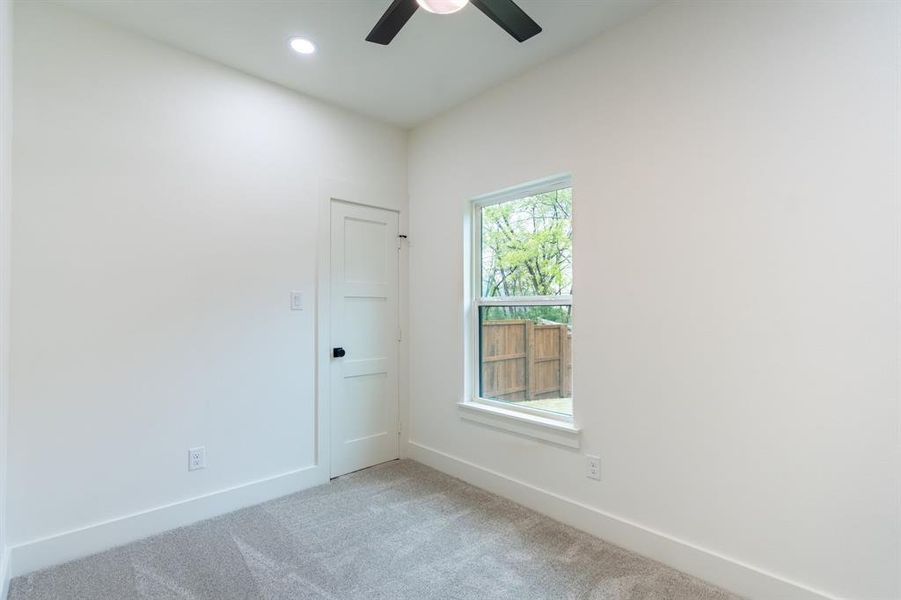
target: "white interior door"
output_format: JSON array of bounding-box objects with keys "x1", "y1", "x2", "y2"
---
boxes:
[{"x1": 330, "y1": 200, "x2": 399, "y2": 477}]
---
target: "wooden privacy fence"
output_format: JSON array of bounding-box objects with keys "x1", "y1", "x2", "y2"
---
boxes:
[{"x1": 481, "y1": 319, "x2": 572, "y2": 402}]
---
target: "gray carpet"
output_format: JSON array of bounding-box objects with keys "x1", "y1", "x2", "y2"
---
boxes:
[{"x1": 9, "y1": 460, "x2": 741, "y2": 600}]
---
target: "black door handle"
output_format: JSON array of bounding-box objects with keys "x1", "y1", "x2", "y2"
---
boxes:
[{"x1": 333, "y1": 347, "x2": 346, "y2": 358}]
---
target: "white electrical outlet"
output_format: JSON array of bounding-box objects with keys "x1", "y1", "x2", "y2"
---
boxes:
[
  {"x1": 586, "y1": 455, "x2": 601, "y2": 481},
  {"x1": 188, "y1": 446, "x2": 206, "y2": 471}
]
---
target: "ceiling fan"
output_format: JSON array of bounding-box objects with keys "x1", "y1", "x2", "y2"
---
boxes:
[{"x1": 366, "y1": 0, "x2": 542, "y2": 45}]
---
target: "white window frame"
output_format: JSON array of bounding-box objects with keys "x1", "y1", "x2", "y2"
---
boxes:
[{"x1": 464, "y1": 174, "x2": 577, "y2": 441}]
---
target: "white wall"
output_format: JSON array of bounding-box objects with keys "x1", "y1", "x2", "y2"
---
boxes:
[
  {"x1": 9, "y1": 1, "x2": 406, "y2": 573},
  {"x1": 0, "y1": 0, "x2": 11, "y2": 595},
  {"x1": 408, "y1": 2, "x2": 900, "y2": 599}
]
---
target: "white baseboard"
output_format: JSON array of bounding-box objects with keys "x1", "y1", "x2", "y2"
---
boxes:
[
  {"x1": 1, "y1": 545, "x2": 9, "y2": 600},
  {"x1": 408, "y1": 441, "x2": 838, "y2": 600},
  {"x1": 9, "y1": 464, "x2": 327, "y2": 579}
]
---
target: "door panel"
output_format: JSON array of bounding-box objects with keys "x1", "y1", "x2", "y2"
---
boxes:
[{"x1": 330, "y1": 201, "x2": 399, "y2": 477}]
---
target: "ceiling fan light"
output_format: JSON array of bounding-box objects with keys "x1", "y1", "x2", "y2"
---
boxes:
[{"x1": 416, "y1": 0, "x2": 469, "y2": 15}]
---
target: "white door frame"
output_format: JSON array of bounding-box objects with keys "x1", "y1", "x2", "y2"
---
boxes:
[{"x1": 316, "y1": 181, "x2": 407, "y2": 479}]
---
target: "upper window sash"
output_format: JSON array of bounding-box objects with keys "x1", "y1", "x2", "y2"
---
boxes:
[{"x1": 474, "y1": 176, "x2": 573, "y2": 303}]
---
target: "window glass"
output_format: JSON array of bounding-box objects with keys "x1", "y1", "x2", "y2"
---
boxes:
[
  {"x1": 479, "y1": 306, "x2": 572, "y2": 416},
  {"x1": 480, "y1": 188, "x2": 572, "y2": 298},
  {"x1": 475, "y1": 183, "x2": 573, "y2": 418}
]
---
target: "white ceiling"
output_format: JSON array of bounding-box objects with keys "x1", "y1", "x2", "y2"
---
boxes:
[{"x1": 58, "y1": 0, "x2": 657, "y2": 127}]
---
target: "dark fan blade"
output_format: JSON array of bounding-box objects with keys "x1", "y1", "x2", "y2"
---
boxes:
[
  {"x1": 470, "y1": 0, "x2": 541, "y2": 42},
  {"x1": 366, "y1": 0, "x2": 419, "y2": 45}
]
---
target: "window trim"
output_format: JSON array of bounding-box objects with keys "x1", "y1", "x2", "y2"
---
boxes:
[
  {"x1": 467, "y1": 175, "x2": 574, "y2": 427},
  {"x1": 457, "y1": 401, "x2": 581, "y2": 449}
]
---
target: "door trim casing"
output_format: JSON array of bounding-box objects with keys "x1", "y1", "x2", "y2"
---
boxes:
[{"x1": 316, "y1": 179, "x2": 407, "y2": 479}]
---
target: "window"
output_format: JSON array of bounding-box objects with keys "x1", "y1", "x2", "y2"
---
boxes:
[{"x1": 472, "y1": 176, "x2": 573, "y2": 419}]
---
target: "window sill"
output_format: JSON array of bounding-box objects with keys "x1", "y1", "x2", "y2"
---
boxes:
[{"x1": 457, "y1": 401, "x2": 581, "y2": 449}]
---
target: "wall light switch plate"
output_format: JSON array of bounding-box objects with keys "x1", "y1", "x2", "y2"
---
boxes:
[
  {"x1": 290, "y1": 291, "x2": 304, "y2": 311},
  {"x1": 586, "y1": 455, "x2": 601, "y2": 481},
  {"x1": 189, "y1": 446, "x2": 206, "y2": 471}
]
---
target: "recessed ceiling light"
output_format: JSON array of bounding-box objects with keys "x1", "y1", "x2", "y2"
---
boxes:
[
  {"x1": 416, "y1": 0, "x2": 468, "y2": 15},
  {"x1": 289, "y1": 37, "x2": 316, "y2": 55}
]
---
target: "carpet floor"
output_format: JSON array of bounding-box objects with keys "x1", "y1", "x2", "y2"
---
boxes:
[{"x1": 9, "y1": 460, "x2": 741, "y2": 600}]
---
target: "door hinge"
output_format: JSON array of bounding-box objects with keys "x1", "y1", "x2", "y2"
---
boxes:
[
  {"x1": 397, "y1": 234, "x2": 407, "y2": 250},
  {"x1": 397, "y1": 327, "x2": 403, "y2": 342}
]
